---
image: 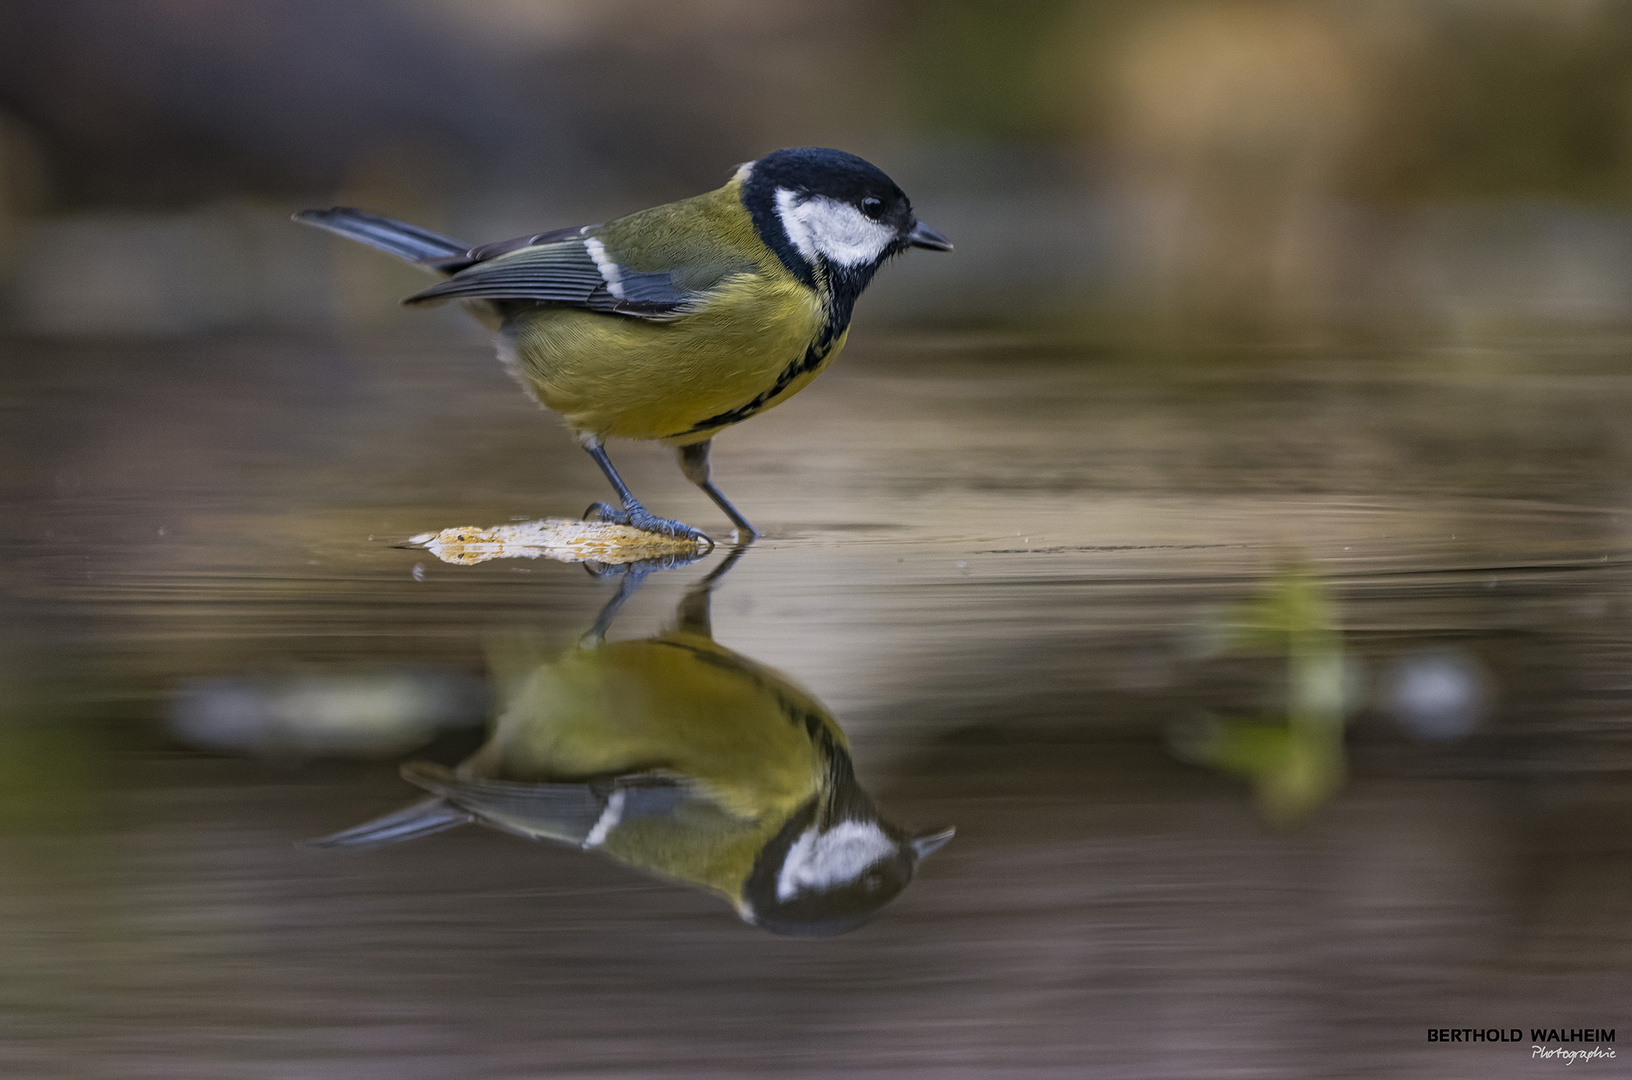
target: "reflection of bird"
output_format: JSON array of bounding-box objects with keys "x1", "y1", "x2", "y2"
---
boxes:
[
  {"x1": 296, "y1": 148, "x2": 951, "y2": 542},
  {"x1": 312, "y1": 552, "x2": 954, "y2": 936}
]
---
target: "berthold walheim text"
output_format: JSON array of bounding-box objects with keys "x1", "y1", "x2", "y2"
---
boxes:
[{"x1": 1427, "y1": 1029, "x2": 1614, "y2": 1042}]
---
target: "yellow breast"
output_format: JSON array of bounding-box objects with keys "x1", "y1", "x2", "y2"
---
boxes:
[
  {"x1": 501, "y1": 272, "x2": 842, "y2": 445},
  {"x1": 480, "y1": 635, "x2": 831, "y2": 815}
]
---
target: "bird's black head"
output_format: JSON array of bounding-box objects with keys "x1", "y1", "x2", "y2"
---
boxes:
[{"x1": 738, "y1": 147, "x2": 951, "y2": 298}]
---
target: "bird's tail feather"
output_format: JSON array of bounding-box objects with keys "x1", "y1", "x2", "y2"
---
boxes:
[
  {"x1": 305, "y1": 797, "x2": 473, "y2": 849},
  {"x1": 293, "y1": 207, "x2": 469, "y2": 266}
]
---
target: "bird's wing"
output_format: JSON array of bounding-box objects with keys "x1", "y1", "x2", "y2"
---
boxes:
[
  {"x1": 437, "y1": 225, "x2": 588, "y2": 270},
  {"x1": 400, "y1": 762, "x2": 714, "y2": 845},
  {"x1": 403, "y1": 204, "x2": 759, "y2": 321},
  {"x1": 402, "y1": 236, "x2": 657, "y2": 314}
]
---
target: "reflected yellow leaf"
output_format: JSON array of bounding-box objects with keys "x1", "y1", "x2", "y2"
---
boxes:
[{"x1": 1170, "y1": 567, "x2": 1350, "y2": 827}]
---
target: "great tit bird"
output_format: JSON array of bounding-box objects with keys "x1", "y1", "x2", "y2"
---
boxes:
[
  {"x1": 311, "y1": 550, "x2": 954, "y2": 937},
  {"x1": 295, "y1": 148, "x2": 951, "y2": 543}
]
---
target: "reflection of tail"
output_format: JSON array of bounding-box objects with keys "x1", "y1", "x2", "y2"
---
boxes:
[
  {"x1": 305, "y1": 797, "x2": 472, "y2": 849},
  {"x1": 292, "y1": 207, "x2": 468, "y2": 267}
]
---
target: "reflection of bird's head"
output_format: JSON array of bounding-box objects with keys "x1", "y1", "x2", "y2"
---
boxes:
[{"x1": 742, "y1": 734, "x2": 954, "y2": 937}]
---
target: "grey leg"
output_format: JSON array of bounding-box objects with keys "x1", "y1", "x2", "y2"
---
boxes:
[
  {"x1": 584, "y1": 523, "x2": 750, "y2": 648},
  {"x1": 677, "y1": 440, "x2": 759, "y2": 541},
  {"x1": 581, "y1": 436, "x2": 711, "y2": 543},
  {"x1": 675, "y1": 540, "x2": 751, "y2": 637},
  {"x1": 580, "y1": 560, "x2": 657, "y2": 645}
]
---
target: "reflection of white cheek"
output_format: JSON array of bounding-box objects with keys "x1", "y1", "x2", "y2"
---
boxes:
[
  {"x1": 775, "y1": 820, "x2": 895, "y2": 900},
  {"x1": 775, "y1": 189, "x2": 895, "y2": 268}
]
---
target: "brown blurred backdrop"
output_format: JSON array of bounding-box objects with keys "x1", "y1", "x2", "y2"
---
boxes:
[{"x1": 4, "y1": 0, "x2": 1632, "y2": 340}]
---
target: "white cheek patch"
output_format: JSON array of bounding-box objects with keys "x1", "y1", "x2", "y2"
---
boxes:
[
  {"x1": 776, "y1": 820, "x2": 895, "y2": 901},
  {"x1": 774, "y1": 188, "x2": 895, "y2": 268}
]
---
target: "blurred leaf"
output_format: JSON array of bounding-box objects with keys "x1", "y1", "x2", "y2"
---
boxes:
[
  {"x1": 0, "y1": 717, "x2": 102, "y2": 835},
  {"x1": 1171, "y1": 712, "x2": 1344, "y2": 827},
  {"x1": 1170, "y1": 567, "x2": 1348, "y2": 827}
]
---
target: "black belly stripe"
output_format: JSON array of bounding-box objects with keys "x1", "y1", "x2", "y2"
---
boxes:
[
  {"x1": 671, "y1": 262, "x2": 870, "y2": 440},
  {"x1": 672, "y1": 337, "x2": 834, "y2": 438}
]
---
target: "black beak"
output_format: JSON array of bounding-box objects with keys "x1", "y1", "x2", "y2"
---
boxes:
[
  {"x1": 906, "y1": 221, "x2": 953, "y2": 251},
  {"x1": 909, "y1": 826, "x2": 955, "y2": 860}
]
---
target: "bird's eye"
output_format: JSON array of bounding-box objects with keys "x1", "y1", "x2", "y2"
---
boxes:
[{"x1": 859, "y1": 197, "x2": 885, "y2": 220}]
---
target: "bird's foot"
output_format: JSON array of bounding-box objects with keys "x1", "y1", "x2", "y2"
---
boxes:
[
  {"x1": 583, "y1": 501, "x2": 713, "y2": 546},
  {"x1": 581, "y1": 548, "x2": 708, "y2": 582}
]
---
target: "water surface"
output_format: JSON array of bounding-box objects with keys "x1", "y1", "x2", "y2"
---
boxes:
[{"x1": 3, "y1": 331, "x2": 1631, "y2": 1077}]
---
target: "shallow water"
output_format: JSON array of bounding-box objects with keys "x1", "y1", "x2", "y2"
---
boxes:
[{"x1": 4, "y1": 330, "x2": 1632, "y2": 1077}]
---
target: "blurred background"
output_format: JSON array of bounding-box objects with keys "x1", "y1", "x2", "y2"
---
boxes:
[
  {"x1": 5, "y1": 2, "x2": 1632, "y2": 1077},
  {"x1": 6, "y1": 0, "x2": 1632, "y2": 337}
]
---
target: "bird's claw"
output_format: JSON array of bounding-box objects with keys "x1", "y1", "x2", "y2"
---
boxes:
[
  {"x1": 583, "y1": 502, "x2": 713, "y2": 547},
  {"x1": 630, "y1": 511, "x2": 714, "y2": 547}
]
